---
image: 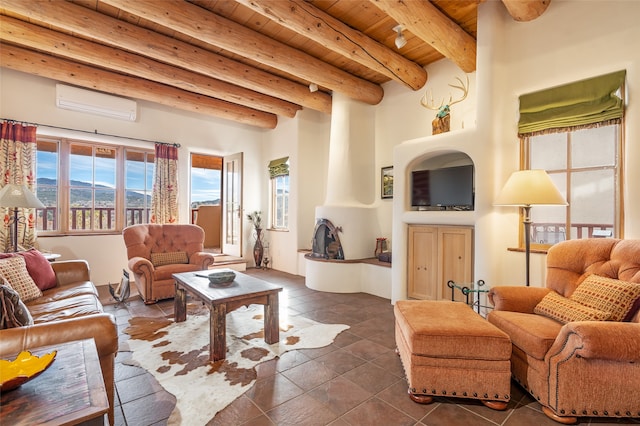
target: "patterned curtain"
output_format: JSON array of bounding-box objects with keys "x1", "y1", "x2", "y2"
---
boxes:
[
  {"x1": 150, "y1": 143, "x2": 178, "y2": 224},
  {"x1": 0, "y1": 121, "x2": 38, "y2": 251}
]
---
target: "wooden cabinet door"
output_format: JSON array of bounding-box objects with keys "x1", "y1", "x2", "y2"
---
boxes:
[
  {"x1": 438, "y1": 226, "x2": 473, "y2": 301},
  {"x1": 407, "y1": 225, "x2": 438, "y2": 299}
]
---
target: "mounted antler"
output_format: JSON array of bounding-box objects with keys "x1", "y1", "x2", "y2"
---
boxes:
[
  {"x1": 420, "y1": 75, "x2": 469, "y2": 134},
  {"x1": 420, "y1": 75, "x2": 469, "y2": 116}
]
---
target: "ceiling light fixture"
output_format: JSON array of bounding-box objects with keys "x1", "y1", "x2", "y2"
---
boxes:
[
  {"x1": 309, "y1": 83, "x2": 318, "y2": 93},
  {"x1": 393, "y1": 24, "x2": 407, "y2": 49}
]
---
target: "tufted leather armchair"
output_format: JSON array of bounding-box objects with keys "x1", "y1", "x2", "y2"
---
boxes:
[
  {"x1": 123, "y1": 224, "x2": 215, "y2": 304},
  {"x1": 488, "y1": 238, "x2": 640, "y2": 424}
]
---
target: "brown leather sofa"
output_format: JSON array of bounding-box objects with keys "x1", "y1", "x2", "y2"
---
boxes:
[
  {"x1": 123, "y1": 223, "x2": 215, "y2": 304},
  {"x1": 0, "y1": 260, "x2": 118, "y2": 426},
  {"x1": 488, "y1": 238, "x2": 640, "y2": 424}
]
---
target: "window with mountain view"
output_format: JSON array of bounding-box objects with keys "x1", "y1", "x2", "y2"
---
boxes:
[{"x1": 35, "y1": 137, "x2": 154, "y2": 233}]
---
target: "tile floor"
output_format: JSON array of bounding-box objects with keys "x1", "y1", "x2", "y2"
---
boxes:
[{"x1": 102, "y1": 269, "x2": 639, "y2": 426}]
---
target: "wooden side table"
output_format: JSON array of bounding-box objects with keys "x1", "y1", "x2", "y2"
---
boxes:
[{"x1": 0, "y1": 339, "x2": 108, "y2": 426}]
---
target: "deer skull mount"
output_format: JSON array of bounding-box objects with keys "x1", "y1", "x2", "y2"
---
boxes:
[{"x1": 421, "y1": 75, "x2": 469, "y2": 135}]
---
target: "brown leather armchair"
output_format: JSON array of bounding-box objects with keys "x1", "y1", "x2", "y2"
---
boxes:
[
  {"x1": 123, "y1": 224, "x2": 215, "y2": 304},
  {"x1": 488, "y1": 238, "x2": 640, "y2": 424}
]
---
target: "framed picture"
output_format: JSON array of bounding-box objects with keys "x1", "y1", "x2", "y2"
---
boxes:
[{"x1": 381, "y1": 166, "x2": 393, "y2": 199}]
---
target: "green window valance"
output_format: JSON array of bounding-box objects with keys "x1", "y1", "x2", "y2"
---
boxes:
[
  {"x1": 518, "y1": 70, "x2": 626, "y2": 136},
  {"x1": 269, "y1": 156, "x2": 289, "y2": 178}
]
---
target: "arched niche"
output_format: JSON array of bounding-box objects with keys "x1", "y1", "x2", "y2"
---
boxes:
[{"x1": 407, "y1": 151, "x2": 475, "y2": 211}]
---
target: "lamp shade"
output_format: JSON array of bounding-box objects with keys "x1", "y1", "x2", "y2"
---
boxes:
[
  {"x1": 0, "y1": 184, "x2": 45, "y2": 209},
  {"x1": 494, "y1": 170, "x2": 567, "y2": 207}
]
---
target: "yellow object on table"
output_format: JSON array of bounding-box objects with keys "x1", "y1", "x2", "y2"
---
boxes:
[{"x1": 0, "y1": 350, "x2": 57, "y2": 392}]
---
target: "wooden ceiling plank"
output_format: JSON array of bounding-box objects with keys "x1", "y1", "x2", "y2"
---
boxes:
[
  {"x1": 369, "y1": 0, "x2": 477, "y2": 73},
  {"x1": 101, "y1": 0, "x2": 384, "y2": 105},
  {"x1": 0, "y1": 0, "x2": 331, "y2": 114},
  {"x1": 501, "y1": 0, "x2": 551, "y2": 22},
  {"x1": 0, "y1": 43, "x2": 277, "y2": 129},
  {"x1": 234, "y1": 0, "x2": 427, "y2": 91},
  {"x1": 0, "y1": 15, "x2": 301, "y2": 118}
]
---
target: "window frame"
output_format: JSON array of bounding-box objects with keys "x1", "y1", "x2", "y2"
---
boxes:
[
  {"x1": 35, "y1": 135, "x2": 154, "y2": 235},
  {"x1": 519, "y1": 122, "x2": 624, "y2": 251},
  {"x1": 270, "y1": 173, "x2": 289, "y2": 231}
]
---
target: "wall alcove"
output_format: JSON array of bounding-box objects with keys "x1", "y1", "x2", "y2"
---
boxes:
[{"x1": 407, "y1": 151, "x2": 475, "y2": 212}]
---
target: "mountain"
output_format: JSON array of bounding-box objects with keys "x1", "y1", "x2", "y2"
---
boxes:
[{"x1": 36, "y1": 177, "x2": 150, "y2": 206}]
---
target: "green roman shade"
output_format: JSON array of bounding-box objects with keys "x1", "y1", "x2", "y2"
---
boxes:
[
  {"x1": 518, "y1": 70, "x2": 626, "y2": 136},
  {"x1": 268, "y1": 156, "x2": 289, "y2": 178}
]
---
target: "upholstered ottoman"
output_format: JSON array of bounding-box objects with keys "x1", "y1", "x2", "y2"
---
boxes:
[{"x1": 394, "y1": 300, "x2": 512, "y2": 410}]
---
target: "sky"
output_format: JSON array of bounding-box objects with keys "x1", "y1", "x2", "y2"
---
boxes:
[{"x1": 37, "y1": 150, "x2": 221, "y2": 203}]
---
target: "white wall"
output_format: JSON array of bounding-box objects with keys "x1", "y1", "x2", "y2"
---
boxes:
[
  {"x1": 0, "y1": 68, "x2": 266, "y2": 285},
  {"x1": 384, "y1": 0, "x2": 640, "y2": 302}
]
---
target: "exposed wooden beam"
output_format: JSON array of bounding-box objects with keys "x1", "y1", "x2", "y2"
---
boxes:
[
  {"x1": 0, "y1": 43, "x2": 277, "y2": 129},
  {"x1": 0, "y1": 0, "x2": 331, "y2": 114},
  {"x1": 0, "y1": 16, "x2": 300, "y2": 118},
  {"x1": 101, "y1": 0, "x2": 384, "y2": 105},
  {"x1": 235, "y1": 0, "x2": 427, "y2": 91},
  {"x1": 370, "y1": 0, "x2": 476, "y2": 73},
  {"x1": 501, "y1": 0, "x2": 551, "y2": 22}
]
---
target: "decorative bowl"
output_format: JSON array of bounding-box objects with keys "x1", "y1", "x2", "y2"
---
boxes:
[
  {"x1": 205, "y1": 271, "x2": 236, "y2": 287},
  {"x1": 0, "y1": 350, "x2": 57, "y2": 392}
]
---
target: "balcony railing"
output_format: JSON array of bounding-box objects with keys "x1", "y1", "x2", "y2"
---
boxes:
[
  {"x1": 36, "y1": 207, "x2": 151, "y2": 230},
  {"x1": 531, "y1": 222, "x2": 613, "y2": 245}
]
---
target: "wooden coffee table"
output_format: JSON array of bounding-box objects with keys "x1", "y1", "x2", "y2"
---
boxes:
[{"x1": 173, "y1": 269, "x2": 283, "y2": 361}]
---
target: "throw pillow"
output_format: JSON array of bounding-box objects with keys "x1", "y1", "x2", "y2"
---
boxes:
[
  {"x1": 534, "y1": 291, "x2": 611, "y2": 324},
  {"x1": 150, "y1": 251, "x2": 189, "y2": 267},
  {"x1": 0, "y1": 256, "x2": 42, "y2": 302},
  {"x1": 16, "y1": 249, "x2": 57, "y2": 291},
  {"x1": 570, "y1": 274, "x2": 640, "y2": 322},
  {"x1": 0, "y1": 280, "x2": 34, "y2": 329}
]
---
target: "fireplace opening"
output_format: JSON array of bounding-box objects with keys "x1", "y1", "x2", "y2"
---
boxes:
[{"x1": 310, "y1": 219, "x2": 344, "y2": 260}]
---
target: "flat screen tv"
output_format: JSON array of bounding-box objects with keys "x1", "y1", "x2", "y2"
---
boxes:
[{"x1": 411, "y1": 165, "x2": 474, "y2": 210}]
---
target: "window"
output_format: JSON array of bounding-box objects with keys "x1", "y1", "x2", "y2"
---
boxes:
[
  {"x1": 125, "y1": 149, "x2": 154, "y2": 226},
  {"x1": 517, "y1": 70, "x2": 625, "y2": 248},
  {"x1": 35, "y1": 137, "x2": 154, "y2": 234},
  {"x1": 268, "y1": 157, "x2": 289, "y2": 230},
  {"x1": 524, "y1": 124, "x2": 621, "y2": 247}
]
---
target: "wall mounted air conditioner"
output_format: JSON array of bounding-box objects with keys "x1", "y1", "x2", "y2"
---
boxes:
[{"x1": 55, "y1": 84, "x2": 137, "y2": 121}]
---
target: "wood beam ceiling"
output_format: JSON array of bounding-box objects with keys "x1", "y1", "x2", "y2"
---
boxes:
[
  {"x1": 0, "y1": 43, "x2": 278, "y2": 129},
  {"x1": 101, "y1": 0, "x2": 385, "y2": 105},
  {"x1": 0, "y1": 16, "x2": 300, "y2": 118},
  {"x1": 370, "y1": 0, "x2": 477, "y2": 73},
  {"x1": 234, "y1": 0, "x2": 428, "y2": 91}
]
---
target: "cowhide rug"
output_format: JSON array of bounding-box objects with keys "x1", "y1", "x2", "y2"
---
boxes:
[{"x1": 122, "y1": 304, "x2": 349, "y2": 425}]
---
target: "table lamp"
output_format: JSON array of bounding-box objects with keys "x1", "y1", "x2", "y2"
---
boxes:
[
  {"x1": 495, "y1": 170, "x2": 567, "y2": 286},
  {"x1": 0, "y1": 184, "x2": 45, "y2": 252}
]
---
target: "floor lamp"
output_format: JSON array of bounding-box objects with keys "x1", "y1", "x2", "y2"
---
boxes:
[
  {"x1": 0, "y1": 184, "x2": 45, "y2": 253},
  {"x1": 495, "y1": 170, "x2": 567, "y2": 286}
]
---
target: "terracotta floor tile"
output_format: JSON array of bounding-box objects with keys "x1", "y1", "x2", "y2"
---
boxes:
[
  {"x1": 208, "y1": 394, "x2": 264, "y2": 426},
  {"x1": 341, "y1": 362, "x2": 401, "y2": 394},
  {"x1": 281, "y1": 359, "x2": 338, "y2": 391},
  {"x1": 339, "y1": 397, "x2": 416, "y2": 426},
  {"x1": 307, "y1": 376, "x2": 372, "y2": 416},
  {"x1": 315, "y1": 348, "x2": 366, "y2": 374},
  {"x1": 245, "y1": 373, "x2": 305, "y2": 411},
  {"x1": 265, "y1": 393, "x2": 338, "y2": 426},
  {"x1": 341, "y1": 338, "x2": 392, "y2": 361},
  {"x1": 120, "y1": 390, "x2": 176, "y2": 426}
]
